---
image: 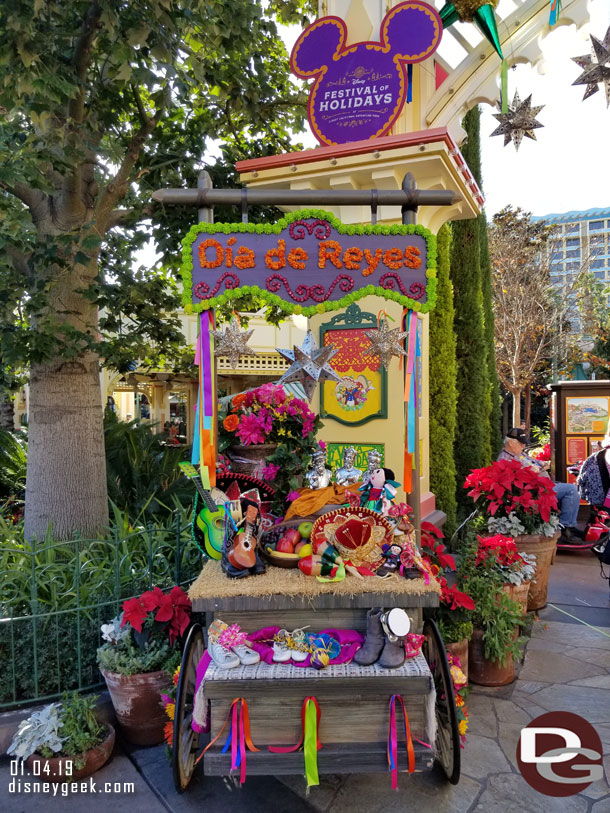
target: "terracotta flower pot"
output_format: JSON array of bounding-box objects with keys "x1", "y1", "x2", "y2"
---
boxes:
[
  {"x1": 468, "y1": 628, "x2": 516, "y2": 687},
  {"x1": 101, "y1": 669, "x2": 170, "y2": 746},
  {"x1": 445, "y1": 638, "x2": 469, "y2": 683},
  {"x1": 226, "y1": 443, "x2": 278, "y2": 476},
  {"x1": 26, "y1": 724, "x2": 115, "y2": 782},
  {"x1": 500, "y1": 580, "x2": 531, "y2": 616},
  {"x1": 513, "y1": 533, "x2": 559, "y2": 611}
]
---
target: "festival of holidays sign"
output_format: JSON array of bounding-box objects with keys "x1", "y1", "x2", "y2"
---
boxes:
[
  {"x1": 181, "y1": 210, "x2": 437, "y2": 317},
  {"x1": 290, "y1": 1, "x2": 442, "y2": 146}
]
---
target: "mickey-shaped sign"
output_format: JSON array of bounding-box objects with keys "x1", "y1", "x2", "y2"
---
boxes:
[{"x1": 290, "y1": 1, "x2": 442, "y2": 147}]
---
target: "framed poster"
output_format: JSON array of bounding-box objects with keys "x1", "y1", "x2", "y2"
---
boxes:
[
  {"x1": 565, "y1": 396, "x2": 609, "y2": 434},
  {"x1": 319, "y1": 304, "x2": 388, "y2": 426},
  {"x1": 327, "y1": 443, "x2": 384, "y2": 472},
  {"x1": 590, "y1": 437, "x2": 605, "y2": 454},
  {"x1": 566, "y1": 437, "x2": 587, "y2": 465}
]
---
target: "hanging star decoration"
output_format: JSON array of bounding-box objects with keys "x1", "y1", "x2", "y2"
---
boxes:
[
  {"x1": 440, "y1": 0, "x2": 503, "y2": 59},
  {"x1": 363, "y1": 319, "x2": 408, "y2": 372},
  {"x1": 572, "y1": 25, "x2": 610, "y2": 107},
  {"x1": 212, "y1": 319, "x2": 256, "y2": 369},
  {"x1": 276, "y1": 329, "x2": 340, "y2": 402},
  {"x1": 490, "y1": 90, "x2": 544, "y2": 151}
]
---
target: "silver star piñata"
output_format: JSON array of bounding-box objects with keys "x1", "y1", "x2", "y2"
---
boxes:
[
  {"x1": 363, "y1": 319, "x2": 408, "y2": 371},
  {"x1": 490, "y1": 90, "x2": 544, "y2": 151},
  {"x1": 572, "y1": 25, "x2": 610, "y2": 107},
  {"x1": 276, "y1": 329, "x2": 340, "y2": 401},
  {"x1": 213, "y1": 319, "x2": 256, "y2": 369}
]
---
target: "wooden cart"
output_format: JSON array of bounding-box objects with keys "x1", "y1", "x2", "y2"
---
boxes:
[{"x1": 172, "y1": 568, "x2": 460, "y2": 792}]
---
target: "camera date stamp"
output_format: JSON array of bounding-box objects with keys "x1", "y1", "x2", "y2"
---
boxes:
[{"x1": 8, "y1": 758, "x2": 135, "y2": 797}]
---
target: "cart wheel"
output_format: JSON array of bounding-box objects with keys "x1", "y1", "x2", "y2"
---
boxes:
[
  {"x1": 422, "y1": 618, "x2": 460, "y2": 784},
  {"x1": 172, "y1": 623, "x2": 205, "y2": 793}
]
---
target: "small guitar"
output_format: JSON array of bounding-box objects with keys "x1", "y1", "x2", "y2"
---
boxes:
[
  {"x1": 228, "y1": 504, "x2": 259, "y2": 570},
  {"x1": 179, "y1": 462, "x2": 225, "y2": 560}
]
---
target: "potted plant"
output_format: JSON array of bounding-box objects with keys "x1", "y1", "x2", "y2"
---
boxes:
[
  {"x1": 421, "y1": 522, "x2": 475, "y2": 681},
  {"x1": 458, "y1": 534, "x2": 525, "y2": 686},
  {"x1": 97, "y1": 585, "x2": 190, "y2": 746},
  {"x1": 7, "y1": 692, "x2": 114, "y2": 781},
  {"x1": 218, "y1": 383, "x2": 323, "y2": 513},
  {"x1": 464, "y1": 459, "x2": 560, "y2": 610},
  {"x1": 475, "y1": 534, "x2": 536, "y2": 614}
]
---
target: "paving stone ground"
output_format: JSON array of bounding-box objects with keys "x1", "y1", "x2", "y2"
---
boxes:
[{"x1": 2, "y1": 550, "x2": 609, "y2": 812}]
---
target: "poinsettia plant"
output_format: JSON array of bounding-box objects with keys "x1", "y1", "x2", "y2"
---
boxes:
[
  {"x1": 421, "y1": 522, "x2": 475, "y2": 644},
  {"x1": 475, "y1": 534, "x2": 536, "y2": 586},
  {"x1": 464, "y1": 459, "x2": 560, "y2": 537},
  {"x1": 97, "y1": 586, "x2": 191, "y2": 676}
]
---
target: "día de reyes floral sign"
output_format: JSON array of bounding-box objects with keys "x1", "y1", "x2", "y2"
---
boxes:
[
  {"x1": 290, "y1": 1, "x2": 442, "y2": 146},
  {"x1": 181, "y1": 210, "x2": 436, "y2": 317}
]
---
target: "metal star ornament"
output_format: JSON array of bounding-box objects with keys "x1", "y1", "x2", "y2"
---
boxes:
[
  {"x1": 490, "y1": 90, "x2": 544, "y2": 151},
  {"x1": 276, "y1": 329, "x2": 340, "y2": 401},
  {"x1": 572, "y1": 26, "x2": 610, "y2": 107},
  {"x1": 212, "y1": 319, "x2": 256, "y2": 369},
  {"x1": 363, "y1": 319, "x2": 408, "y2": 371}
]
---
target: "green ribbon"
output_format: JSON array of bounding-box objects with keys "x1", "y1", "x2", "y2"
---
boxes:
[
  {"x1": 501, "y1": 59, "x2": 508, "y2": 113},
  {"x1": 304, "y1": 699, "x2": 320, "y2": 787}
]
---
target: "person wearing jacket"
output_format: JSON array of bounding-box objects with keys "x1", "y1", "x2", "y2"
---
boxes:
[{"x1": 577, "y1": 429, "x2": 610, "y2": 508}]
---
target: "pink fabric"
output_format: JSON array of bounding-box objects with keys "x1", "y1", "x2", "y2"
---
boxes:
[{"x1": 247, "y1": 626, "x2": 364, "y2": 667}]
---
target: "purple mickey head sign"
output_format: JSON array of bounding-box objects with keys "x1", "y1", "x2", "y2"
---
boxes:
[{"x1": 290, "y1": 1, "x2": 442, "y2": 146}]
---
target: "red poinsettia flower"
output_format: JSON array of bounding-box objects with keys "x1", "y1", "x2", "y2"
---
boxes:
[
  {"x1": 121, "y1": 596, "x2": 148, "y2": 633},
  {"x1": 443, "y1": 584, "x2": 476, "y2": 611},
  {"x1": 154, "y1": 586, "x2": 192, "y2": 645}
]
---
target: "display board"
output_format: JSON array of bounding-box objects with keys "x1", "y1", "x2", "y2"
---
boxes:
[{"x1": 182, "y1": 210, "x2": 436, "y2": 317}]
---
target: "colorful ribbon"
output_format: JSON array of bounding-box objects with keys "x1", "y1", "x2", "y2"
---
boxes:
[
  {"x1": 406, "y1": 64, "x2": 413, "y2": 103},
  {"x1": 403, "y1": 311, "x2": 420, "y2": 492},
  {"x1": 191, "y1": 311, "x2": 216, "y2": 488},
  {"x1": 387, "y1": 694, "x2": 415, "y2": 789},
  {"x1": 269, "y1": 696, "x2": 322, "y2": 787},
  {"x1": 500, "y1": 60, "x2": 508, "y2": 114},
  {"x1": 549, "y1": 0, "x2": 560, "y2": 25},
  {"x1": 200, "y1": 697, "x2": 259, "y2": 783}
]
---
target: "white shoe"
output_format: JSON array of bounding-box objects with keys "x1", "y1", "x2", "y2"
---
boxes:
[
  {"x1": 232, "y1": 644, "x2": 260, "y2": 665},
  {"x1": 289, "y1": 628, "x2": 310, "y2": 662},
  {"x1": 209, "y1": 641, "x2": 240, "y2": 669},
  {"x1": 272, "y1": 630, "x2": 291, "y2": 662}
]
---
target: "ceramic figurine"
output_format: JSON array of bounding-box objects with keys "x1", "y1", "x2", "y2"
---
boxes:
[
  {"x1": 358, "y1": 468, "x2": 400, "y2": 515},
  {"x1": 334, "y1": 446, "x2": 363, "y2": 486},
  {"x1": 305, "y1": 450, "x2": 333, "y2": 489},
  {"x1": 361, "y1": 449, "x2": 382, "y2": 486}
]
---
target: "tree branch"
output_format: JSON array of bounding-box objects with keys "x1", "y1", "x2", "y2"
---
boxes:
[
  {"x1": 107, "y1": 204, "x2": 154, "y2": 230},
  {"x1": 6, "y1": 245, "x2": 33, "y2": 279},
  {"x1": 69, "y1": 2, "x2": 102, "y2": 125}
]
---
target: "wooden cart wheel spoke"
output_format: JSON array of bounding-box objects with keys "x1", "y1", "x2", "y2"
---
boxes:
[
  {"x1": 173, "y1": 623, "x2": 205, "y2": 793},
  {"x1": 423, "y1": 618, "x2": 460, "y2": 785}
]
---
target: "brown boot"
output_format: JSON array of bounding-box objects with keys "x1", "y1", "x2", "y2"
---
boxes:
[
  {"x1": 354, "y1": 608, "x2": 385, "y2": 665},
  {"x1": 378, "y1": 636, "x2": 405, "y2": 669}
]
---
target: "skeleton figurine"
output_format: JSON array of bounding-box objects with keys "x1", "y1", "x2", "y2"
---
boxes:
[
  {"x1": 305, "y1": 450, "x2": 333, "y2": 489},
  {"x1": 361, "y1": 448, "x2": 382, "y2": 486},
  {"x1": 334, "y1": 446, "x2": 363, "y2": 486}
]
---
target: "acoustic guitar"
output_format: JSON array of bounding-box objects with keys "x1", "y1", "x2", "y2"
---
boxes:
[
  {"x1": 179, "y1": 462, "x2": 227, "y2": 560},
  {"x1": 228, "y1": 504, "x2": 259, "y2": 570}
]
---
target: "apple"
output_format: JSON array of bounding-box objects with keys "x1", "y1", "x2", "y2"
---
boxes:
[
  {"x1": 297, "y1": 521, "x2": 313, "y2": 540},
  {"x1": 283, "y1": 527, "x2": 301, "y2": 546},
  {"x1": 276, "y1": 537, "x2": 295, "y2": 554},
  {"x1": 297, "y1": 543, "x2": 312, "y2": 558}
]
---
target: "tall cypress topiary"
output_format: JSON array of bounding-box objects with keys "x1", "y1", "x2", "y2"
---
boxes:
[
  {"x1": 479, "y1": 211, "x2": 503, "y2": 458},
  {"x1": 429, "y1": 223, "x2": 457, "y2": 534},
  {"x1": 450, "y1": 106, "x2": 489, "y2": 511}
]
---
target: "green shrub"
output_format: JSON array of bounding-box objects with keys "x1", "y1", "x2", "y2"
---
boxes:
[
  {"x1": 438, "y1": 617, "x2": 473, "y2": 645},
  {"x1": 429, "y1": 223, "x2": 457, "y2": 534}
]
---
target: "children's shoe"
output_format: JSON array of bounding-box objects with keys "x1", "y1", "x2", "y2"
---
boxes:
[
  {"x1": 232, "y1": 643, "x2": 260, "y2": 666},
  {"x1": 272, "y1": 630, "x2": 291, "y2": 662},
  {"x1": 209, "y1": 641, "x2": 240, "y2": 669},
  {"x1": 289, "y1": 627, "x2": 310, "y2": 662}
]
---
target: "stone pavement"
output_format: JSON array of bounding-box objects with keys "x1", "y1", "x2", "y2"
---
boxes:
[{"x1": 2, "y1": 549, "x2": 609, "y2": 813}]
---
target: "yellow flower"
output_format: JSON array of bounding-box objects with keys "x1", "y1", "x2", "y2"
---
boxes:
[
  {"x1": 165, "y1": 702, "x2": 175, "y2": 721},
  {"x1": 278, "y1": 428, "x2": 286, "y2": 436},
  {"x1": 458, "y1": 720, "x2": 468, "y2": 735},
  {"x1": 456, "y1": 696, "x2": 464, "y2": 708}
]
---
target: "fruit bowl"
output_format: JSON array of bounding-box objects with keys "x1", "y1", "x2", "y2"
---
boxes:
[{"x1": 259, "y1": 519, "x2": 314, "y2": 569}]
